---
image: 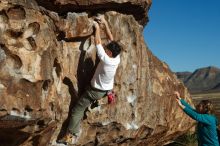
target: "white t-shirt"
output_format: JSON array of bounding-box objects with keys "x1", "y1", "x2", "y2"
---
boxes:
[{"x1": 91, "y1": 44, "x2": 120, "y2": 91}]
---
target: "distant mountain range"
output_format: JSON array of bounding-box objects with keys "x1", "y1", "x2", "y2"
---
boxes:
[{"x1": 176, "y1": 66, "x2": 220, "y2": 93}]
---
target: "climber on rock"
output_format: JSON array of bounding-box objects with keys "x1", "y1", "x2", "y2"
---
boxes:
[{"x1": 58, "y1": 15, "x2": 122, "y2": 145}]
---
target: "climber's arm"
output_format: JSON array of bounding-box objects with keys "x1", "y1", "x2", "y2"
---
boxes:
[
  {"x1": 94, "y1": 21, "x2": 102, "y2": 45},
  {"x1": 93, "y1": 21, "x2": 109, "y2": 61},
  {"x1": 99, "y1": 16, "x2": 113, "y2": 41},
  {"x1": 103, "y1": 20, "x2": 113, "y2": 41}
]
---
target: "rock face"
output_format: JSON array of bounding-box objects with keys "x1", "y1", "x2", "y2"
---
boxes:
[
  {"x1": 0, "y1": 0, "x2": 194, "y2": 146},
  {"x1": 36, "y1": 0, "x2": 151, "y2": 26}
]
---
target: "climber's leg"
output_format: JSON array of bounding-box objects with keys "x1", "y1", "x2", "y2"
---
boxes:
[{"x1": 67, "y1": 86, "x2": 107, "y2": 135}]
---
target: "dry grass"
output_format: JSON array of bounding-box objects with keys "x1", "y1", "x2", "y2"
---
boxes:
[{"x1": 192, "y1": 92, "x2": 220, "y2": 99}]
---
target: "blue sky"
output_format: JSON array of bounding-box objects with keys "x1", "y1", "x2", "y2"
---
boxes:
[{"x1": 143, "y1": 0, "x2": 220, "y2": 72}]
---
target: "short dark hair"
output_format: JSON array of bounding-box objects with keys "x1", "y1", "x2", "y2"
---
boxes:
[{"x1": 106, "y1": 41, "x2": 121, "y2": 58}]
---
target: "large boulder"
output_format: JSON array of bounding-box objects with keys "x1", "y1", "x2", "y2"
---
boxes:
[
  {"x1": 35, "y1": 0, "x2": 152, "y2": 26},
  {"x1": 0, "y1": 0, "x2": 194, "y2": 145}
]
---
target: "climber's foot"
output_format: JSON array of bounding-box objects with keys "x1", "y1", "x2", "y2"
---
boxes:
[{"x1": 57, "y1": 133, "x2": 77, "y2": 145}]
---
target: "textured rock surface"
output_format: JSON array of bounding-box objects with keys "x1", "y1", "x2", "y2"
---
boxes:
[
  {"x1": 35, "y1": 0, "x2": 152, "y2": 26},
  {"x1": 0, "y1": 0, "x2": 194, "y2": 146}
]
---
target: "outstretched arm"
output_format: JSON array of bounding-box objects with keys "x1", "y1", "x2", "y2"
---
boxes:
[
  {"x1": 174, "y1": 91, "x2": 195, "y2": 111},
  {"x1": 99, "y1": 16, "x2": 113, "y2": 41},
  {"x1": 93, "y1": 21, "x2": 109, "y2": 62},
  {"x1": 174, "y1": 91, "x2": 211, "y2": 125},
  {"x1": 183, "y1": 105, "x2": 212, "y2": 125},
  {"x1": 103, "y1": 20, "x2": 113, "y2": 41},
  {"x1": 94, "y1": 21, "x2": 102, "y2": 45}
]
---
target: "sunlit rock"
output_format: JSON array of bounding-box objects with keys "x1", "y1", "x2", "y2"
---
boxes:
[{"x1": 0, "y1": 0, "x2": 194, "y2": 145}]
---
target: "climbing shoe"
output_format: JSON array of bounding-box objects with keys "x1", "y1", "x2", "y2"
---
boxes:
[{"x1": 58, "y1": 133, "x2": 77, "y2": 145}]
